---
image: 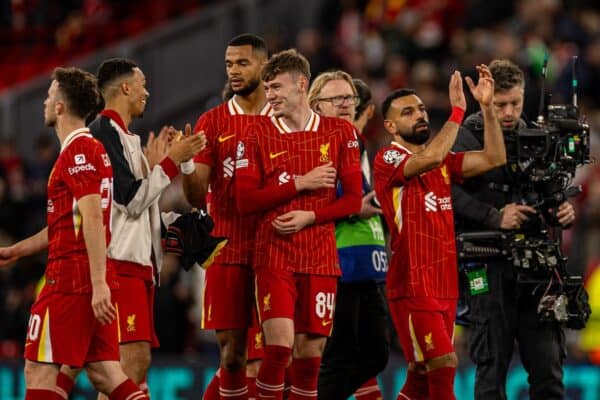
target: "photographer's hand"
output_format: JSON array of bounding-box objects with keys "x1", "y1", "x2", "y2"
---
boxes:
[
  {"x1": 555, "y1": 201, "x2": 575, "y2": 226},
  {"x1": 500, "y1": 203, "x2": 536, "y2": 230}
]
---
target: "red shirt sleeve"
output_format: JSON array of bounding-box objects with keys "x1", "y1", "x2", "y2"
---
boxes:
[
  {"x1": 193, "y1": 112, "x2": 215, "y2": 165},
  {"x1": 234, "y1": 123, "x2": 298, "y2": 215},
  {"x1": 446, "y1": 151, "x2": 466, "y2": 183},
  {"x1": 314, "y1": 169, "x2": 362, "y2": 224},
  {"x1": 373, "y1": 147, "x2": 411, "y2": 189}
]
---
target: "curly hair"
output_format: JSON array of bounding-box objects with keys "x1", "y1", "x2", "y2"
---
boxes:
[
  {"x1": 52, "y1": 67, "x2": 100, "y2": 121},
  {"x1": 489, "y1": 59, "x2": 525, "y2": 92}
]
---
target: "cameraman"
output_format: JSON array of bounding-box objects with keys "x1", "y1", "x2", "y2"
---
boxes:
[{"x1": 451, "y1": 59, "x2": 576, "y2": 400}]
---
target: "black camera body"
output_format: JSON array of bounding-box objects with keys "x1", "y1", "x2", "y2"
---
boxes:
[{"x1": 456, "y1": 75, "x2": 592, "y2": 328}]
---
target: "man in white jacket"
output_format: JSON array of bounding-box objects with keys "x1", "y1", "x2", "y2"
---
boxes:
[{"x1": 60, "y1": 58, "x2": 205, "y2": 398}]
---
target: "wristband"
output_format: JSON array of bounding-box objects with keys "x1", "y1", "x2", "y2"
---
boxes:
[
  {"x1": 449, "y1": 106, "x2": 465, "y2": 125},
  {"x1": 180, "y1": 159, "x2": 195, "y2": 175}
]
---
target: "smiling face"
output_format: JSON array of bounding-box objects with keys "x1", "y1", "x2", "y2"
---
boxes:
[
  {"x1": 264, "y1": 71, "x2": 307, "y2": 118},
  {"x1": 313, "y1": 79, "x2": 356, "y2": 122},
  {"x1": 225, "y1": 44, "x2": 264, "y2": 97},
  {"x1": 384, "y1": 94, "x2": 431, "y2": 145},
  {"x1": 126, "y1": 67, "x2": 149, "y2": 118}
]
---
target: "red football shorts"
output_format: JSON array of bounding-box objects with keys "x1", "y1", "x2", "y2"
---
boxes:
[
  {"x1": 255, "y1": 269, "x2": 337, "y2": 337},
  {"x1": 24, "y1": 288, "x2": 119, "y2": 367},
  {"x1": 389, "y1": 297, "x2": 457, "y2": 363},
  {"x1": 202, "y1": 264, "x2": 254, "y2": 330},
  {"x1": 114, "y1": 275, "x2": 159, "y2": 347}
]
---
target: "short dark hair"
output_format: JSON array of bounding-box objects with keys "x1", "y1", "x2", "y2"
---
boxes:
[
  {"x1": 489, "y1": 59, "x2": 525, "y2": 92},
  {"x1": 353, "y1": 78, "x2": 372, "y2": 120},
  {"x1": 261, "y1": 48, "x2": 311, "y2": 82},
  {"x1": 228, "y1": 33, "x2": 267, "y2": 56},
  {"x1": 381, "y1": 88, "x2": 416, "y2": 119},
  {"x1": 52, "y1": 67, "x2": 100, "y2": 120},
  {"x1": 97, "y1": 58, "x2": 138, "y2": 92}
]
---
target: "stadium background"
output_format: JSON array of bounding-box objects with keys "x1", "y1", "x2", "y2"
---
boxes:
[{"x1": 0, "y1": 0, "x2": 599, "y2": 398}]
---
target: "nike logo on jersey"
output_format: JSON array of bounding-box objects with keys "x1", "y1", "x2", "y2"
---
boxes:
[
  {"x1": 321, "y1": 319, "x2": 332, "y2": 326},
  {"x1": 218, "y1": 134, "x2": 235, "y2": 143},
  {"x1": 269, "y1": 150, "x2": 287, "y2": 159}
]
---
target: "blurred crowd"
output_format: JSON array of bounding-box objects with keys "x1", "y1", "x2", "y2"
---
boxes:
[{"x1": 1, "y1": 0, "x2": 600, "y2": 364}]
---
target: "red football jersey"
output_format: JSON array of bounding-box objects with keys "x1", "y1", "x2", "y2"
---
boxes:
[
  {"x1": 193, "y1": 97, "x2": 272, "y2": 265},
  {"x1": 373, "y1": 141, "x2": 465, "y2": 300},
  {"x1": 235, "y1": 112, "x2": 361, "y2": 275},
  {"x1": 45, "y1": 128, "x2": 116, "y2": 294}
]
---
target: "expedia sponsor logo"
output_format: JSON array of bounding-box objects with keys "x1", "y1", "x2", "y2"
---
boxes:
[
  {"x1": 68, "y1": 163, "x2": 96, "y2": 175},
  {"x1": 347, "y1": 140, "x2": 359, "y2": 148}
]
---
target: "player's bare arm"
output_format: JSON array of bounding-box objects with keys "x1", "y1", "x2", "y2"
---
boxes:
[
  {"x1": 461, "y1": 64, "x2": 507, "y2": 177},
  {"x1": 182, "y1": 125, "x2": 210, "y2": 208},
  {"x1": 182, "y1": 161, "x2": 210, "y2": 208},
  {"x1": 78, "y1": 193, "x2": 116, "y2": 326},
  {"x1": 402, "y1": 71, "x2": 465, "y2": 179},
  {"x1": 294, "y1": 161, "x2": 337, "y2": 191},
  {"x1": 0, "y1": 227, "x2": 49, "y2": 267}
]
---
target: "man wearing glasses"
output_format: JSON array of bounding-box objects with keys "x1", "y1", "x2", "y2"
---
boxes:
[{"x1": 308, "y1": 71, "x2": 389, "y2": 400}]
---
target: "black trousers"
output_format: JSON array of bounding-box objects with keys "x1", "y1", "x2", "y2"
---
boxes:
[
  {"x1": 466, "y1": 260, "x2": 566, "y2": 400},
  {"x1": 317, "y1": 280, "x2": 389, "y2": 400}
]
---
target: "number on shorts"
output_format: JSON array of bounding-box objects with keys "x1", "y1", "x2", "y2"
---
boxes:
[
  {"x1": 315, "y1": 292, "x2": 335, "y2": 318},
  {"x1": 27, "y1": 314, "x2": 41, "y2": 341},
  {"x1": 372, "y1": 250, "x2": 389, "y2": 272}
]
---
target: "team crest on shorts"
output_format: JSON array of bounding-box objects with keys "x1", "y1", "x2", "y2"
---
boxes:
[
  {"x1": 127, "y1": 314, "x2": 136, "y2": 332},
  {"x1": 263, "y1": 293, "x2": 271, "y2": 312},
  {"x1": 424, "y1": 332, "x2": 434, "y2": 351}
]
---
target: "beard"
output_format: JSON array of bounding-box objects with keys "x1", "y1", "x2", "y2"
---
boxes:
[
  {"x1": 44, "y1": 115, "x2": 56, "y2": 127},
  {"x1": 232, "y1": 77, "x2": 260, "y2": 97},
  {"x1": 399, "y1": 120, "x2": 430, "y2": 145}
]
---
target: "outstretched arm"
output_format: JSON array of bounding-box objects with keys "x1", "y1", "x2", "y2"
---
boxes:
[
  {"x1": 461, "y1": 64, "x2": 506, "y2": 177},
  {"x1": 402, "y1": 71, "x2": 466, "y2": 179},
  {"x1": 0, "y1": 227, "x2": 48, "y2": 267}
]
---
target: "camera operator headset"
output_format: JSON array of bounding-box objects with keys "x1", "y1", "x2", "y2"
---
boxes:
[{"x1": 450, "y1": 59, "x2": 575, "y2": 400}]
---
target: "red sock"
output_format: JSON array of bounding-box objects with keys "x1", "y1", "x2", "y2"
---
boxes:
[
  {"x1": 25, "y1": 388, "x2": 64, "y2": 400},
  {"x1": 256, "y1": 345, "x2": 291, "y2": 400},
  {"x1": 427, "y1": 367, "x2": 456, "y2": 400},
  {"x1": 288, "y1": 357, "x2": 320, "y2": 400},
  {"x1": 398, "y1": 369, "x2": 428, "y2": 400},
  {"x1": 139, "y1": 376, "x2": 150, "y2": 397},
  {"x1": 56, "y1": 372, "x2": 75, "y2": 398},
  {"x1": 284, "y1": 364, "x2": 292, "y2": 396},
  {"x1": 247, "y1": 376, "x2": 257, "y2": 400},
  {"x1": 109, "y1": 379, "x2": 148, "y2": 400},
  {"x1": 203, "y1": 372, "x2": 220, "y2": 400},
  {"x1": 355, "y1": 377, "x2": 383, "y2": 400},
  {"x1": 220, "y1": 368, "x2": 248, "y2": 399}
]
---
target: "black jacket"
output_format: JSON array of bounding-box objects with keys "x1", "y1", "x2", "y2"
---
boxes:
[{"x1": 451, "y1": 112, "x2": 529, "y2": 233}]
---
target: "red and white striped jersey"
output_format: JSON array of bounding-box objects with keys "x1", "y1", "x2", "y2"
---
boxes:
[
  {"x1": 236, "y1": 112, "x2": 361, "y2": 275},
  {"x1": 45, "y1": 128, "x2": 116, "y2": 294},
  {"x1": 193, "y1": 96, "x2": 272, "y2": 265},
  {"x1": 374, "y1": 142, "x2": 465, "y2": 299}
]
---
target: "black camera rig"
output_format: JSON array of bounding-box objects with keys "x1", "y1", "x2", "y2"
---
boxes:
[{"x1": 456, "y1": 56, "x2": 592, "y2": 329}]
